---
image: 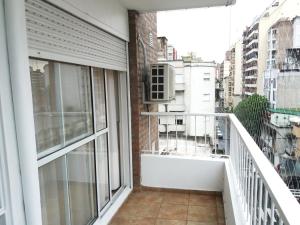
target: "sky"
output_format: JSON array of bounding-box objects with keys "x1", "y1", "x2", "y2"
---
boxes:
[{"x1": 157, "y1": 0, "x2": 275, "y2": 63}]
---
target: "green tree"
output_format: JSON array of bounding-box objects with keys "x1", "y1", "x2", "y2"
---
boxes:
[{"x1": 234, "y1": 94, "x2": 269, "y2": 143}]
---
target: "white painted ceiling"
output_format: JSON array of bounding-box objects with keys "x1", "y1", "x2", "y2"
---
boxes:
[{"x1": 119, "y1": 0, "x2": 236, "y2": 11}]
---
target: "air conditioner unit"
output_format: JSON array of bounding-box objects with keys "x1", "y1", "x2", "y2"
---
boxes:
[{"x1": 149, "y1": 64, "x2": 175, "y2": 102}]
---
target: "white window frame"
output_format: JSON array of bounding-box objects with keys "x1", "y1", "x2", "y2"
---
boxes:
[
  {"x1": 33, "y1": 60, "x2": 132, "y2": 224},
  {"x1": 0, "y1": 0, "x2": 26, "y2": 224}
]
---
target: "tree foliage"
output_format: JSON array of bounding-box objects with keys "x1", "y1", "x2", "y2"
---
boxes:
[{"x1": 234, "y1": 94, "x2": 269, "y2": 142}]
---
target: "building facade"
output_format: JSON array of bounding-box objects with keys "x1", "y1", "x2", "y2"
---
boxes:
[{"x1": 158, "y1": 54, "x2": 216, "y2": 144}]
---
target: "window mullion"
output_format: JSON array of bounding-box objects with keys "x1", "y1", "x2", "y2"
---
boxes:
[
  {"x1": 58, "y1": 63, "x2": 66, "y2": 146},
  {"x1": 63, "y1": 156, "x2": 72, "y2": 225}
]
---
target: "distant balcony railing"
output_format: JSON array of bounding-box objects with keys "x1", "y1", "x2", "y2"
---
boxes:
[
  {"x1": 141, "y1": 112, "x2": 230, "y2": 156},
  {"x1": 140, "y1": 112, "x2": 300, "y2": 225}
]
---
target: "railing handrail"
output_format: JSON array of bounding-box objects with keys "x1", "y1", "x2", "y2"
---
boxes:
[
  {"x1": 229, "y1": 114, "x2": 300, "y2": 225},
  {"x1": 141, "y1": 112, "x2": 230, "y2": 117}
]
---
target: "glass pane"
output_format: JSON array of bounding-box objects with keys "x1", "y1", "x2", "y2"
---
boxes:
[
  {"x1": 107, "y1": 70, "x2": 122, "y2": 194},
  {"x1": 39, "y1": 157, "x2": 67, "y2": 225},
  {"x1": 97, "y1": 134, "x2": 110, "y2": 209},
  {"x1": 67, "y1": 142, "x2": 97, "y2": 225},
  {"x1": 60, "y1": 64, "x2": 93, "y2": 143},
  {"x1": 30, "y1": 59, "x2": 64, "y2": 153},
  {"x1": 0, "y1": 215, "x2": 5, "y2": 225},
  {"x1": 93, "y1": 68, "x2": 107, "y2": 131}
]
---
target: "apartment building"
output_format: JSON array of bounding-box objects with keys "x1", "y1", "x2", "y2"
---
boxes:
[
  {"x1": 223, "y1": 41, "x2": 243, "y2": 111},
  {"x1": 158, "y1": 54, "x2": 216, "y2": 143},
  {"x1": 221, "y1": 52, "x2": 231, "y2": 109},
  {"x1": 242, "y1": 20, "x2": 259, "y2": 96},
  {"x1": 215, "y1": 63, "x2": 224, "y2": 112},
  {"x1": 264, "y1": 17, "x2": 300, "y2": 109},
  {"x1": 233, "y1": 39, "x2": 243, "y2": 107},
  {"x1": 242, "y1": 0, "x2": 300, "y2": 97}
]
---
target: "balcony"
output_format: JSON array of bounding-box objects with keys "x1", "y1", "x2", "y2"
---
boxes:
[
  {"x1": 130, "y1": 112, "x2": 300, "y2": 225},
  {"x1": 110, "y1": 189, "x2": 225, "y2": 225},
  {"x1": 244, "y1": 83, "x2": 257, "y2": 88}
]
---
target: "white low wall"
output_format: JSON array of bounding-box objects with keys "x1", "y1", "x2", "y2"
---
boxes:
[
  {"x1": 223, "y1": 161, "x2": 246, "y2": 225},
  {"x1": 141, "y1": 154, "x2": 225, "y2": 191}
]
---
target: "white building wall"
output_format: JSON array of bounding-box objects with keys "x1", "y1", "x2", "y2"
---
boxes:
[
  {"x1": 293, "y1": 17, "x2": 300, "y2": 48},
  {"x1": 257, "y1": 0, "x2": 300, "y2": 95},
  {"x1": 234, "y1": 40, "x2": 243, "y2": 97},
  {"x1": 47, "y1": 0, "x2": 129, "y2": 41},
  {"x1": 185, "y1": 63, "x2": 216, "y2": 138},
  {"x1": 158, "y1": 60, "x2": 216, "y2": 139}
]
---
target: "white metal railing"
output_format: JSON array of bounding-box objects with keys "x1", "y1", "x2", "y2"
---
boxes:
[
  {"x1": 140, "y1": 112, "x2": 300, "y2": 225},
  {"x1": 140, "y1": 112, "x2": 230, "y2": 157},
  {"x1": 229, "y1": 114, "x2": 300, "y2": 225}
]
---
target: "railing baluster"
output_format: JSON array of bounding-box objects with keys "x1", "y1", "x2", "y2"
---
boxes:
[
  {"x1": 263, "y1": 189, "x2": 269, "y2": 225},
  {"x1": 247, "y1": 156, "x2": 251, "y2": 221},
  {"x1": 258, "y1": 178, "x2": 263, "y2": 225},
  {"x1": 250, "y1": 164, "x2": 255, "y2": 225},
  {"x1": 270, "y1": 201, "x2": 275, "y2": 225},
  {"x1": 157, "y1": 115, "x2": 159, "y2": 154},
  {"x1": 279, "y1": 218, "x2": 284, "y2": 225},
  {"x1": 204, "y1": 115, "x2": 207, "y2": 146},
  {"x1": 194, "y1": 115, "x2": 197, "y2": 155},
  {"x1": 253, "y1": 171, "x2": 258, "y2": 225},
  {"x1": 148, "y1": 115, "x2": 151, "y2": 151},
  {"x1": 166, "y1": 115, "x2": 169, "y2": 152},
  {"x1": 214, "y1": 116, "x2": 217, "y2": 154},
  {"x1": 185, "y1": 114, "x2": 187, "y2": 155},
  {"x1": 175, "y1": 115, "x2": 178, "y2": 153}
]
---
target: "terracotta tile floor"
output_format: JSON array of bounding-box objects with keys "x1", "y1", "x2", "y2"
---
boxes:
[{"x1": 109, "y1": 190, "x2": 226, "y2": 225}]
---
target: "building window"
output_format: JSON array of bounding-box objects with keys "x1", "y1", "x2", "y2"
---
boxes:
[
  {"x1": 176, "y1": 119, "x2": 183, "y2": 125},
  {"x1": 204, "y1": 73, "x2": 210, "y2": 81},
  {"x1": 176, "y1": 74, "x2": 184, "y2": 83},
  {"x1": 273, "y1": 91, "x2": 276, "y2": 101},
  {"x1": 203, "y1": 94, "x2": 210, "y2": 102}
]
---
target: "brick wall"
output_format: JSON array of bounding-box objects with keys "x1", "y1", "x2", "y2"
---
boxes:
[{"x1": 128, "y1": 11, "x2": 159, "y2": 188}]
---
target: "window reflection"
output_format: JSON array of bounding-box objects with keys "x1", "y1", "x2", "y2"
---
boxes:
[{"x1": 30, "y1": 59, "x2": 93, "y2": 156}]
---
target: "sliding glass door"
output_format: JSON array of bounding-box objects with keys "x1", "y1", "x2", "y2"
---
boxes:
[{"x1": 30, "y1": 59, "x2": 131, "y2": 225}]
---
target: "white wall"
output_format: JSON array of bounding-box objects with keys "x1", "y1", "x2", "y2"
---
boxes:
[
  {"x1": 293, "y1": 17, "x2": 300, "y2": 48},
  {"x1": 223, "y1": 161, "x2": 246, "y2": 225},
  {"x1": 47, "y1": 0, "x2": 129, "y2": 41},
  {"x1": 185, "y1": 64, "x2": 216, "y2": 137},
  {"x1": 141, "y1": 154, "x2": 225, "y2": 191}
]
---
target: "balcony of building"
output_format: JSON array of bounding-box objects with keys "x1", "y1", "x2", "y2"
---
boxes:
[
  {"x1": 110, "y1": 188, "x2": 225, "y2": 225},
  {"x1": 131, "y1": 112, "x2": 300, "y2": 225}
]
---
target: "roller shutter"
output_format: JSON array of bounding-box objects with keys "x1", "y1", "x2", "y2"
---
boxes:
[{"x1": 25, "y1": 0, "x2": 127, "y2": 71}]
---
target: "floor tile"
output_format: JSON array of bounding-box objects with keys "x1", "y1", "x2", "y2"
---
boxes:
[
  {"x1": 189, "y1": 194, "x2": 217, "y2": 207},
  {"x1": 156, "y1": 219, "x2": 187, "y2": 225},
  {"x1": 126, "y1": 191, "x2": 163, "y2": 205},
  {"x1": 110, "y1": 217, "x2": 156, "y2": 225},
  {"x1": 187, "y1": 221, "x2": 218, "y2": 225},
  {"x1": 116, "y1": 202, "x2": 161, "y2": 219},
  {"x1": 187, "y1": 205, "x2": 217, "y2": 223},
  {"x1": 158, "y1": 203, "x2": 188, "y2": 220},
  {"x1": 162, "y1": 192, "x2": 189, "y2": 205}
]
